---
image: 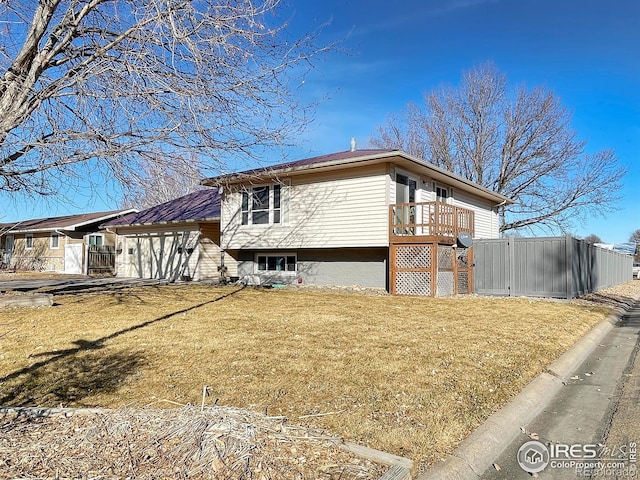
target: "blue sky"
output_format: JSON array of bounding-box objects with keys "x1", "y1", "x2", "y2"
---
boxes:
[{"x1": 2, "y1": 0, "x2": 639, "y2": 243}]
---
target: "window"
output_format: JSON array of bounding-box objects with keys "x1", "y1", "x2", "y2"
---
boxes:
[
  {"x1": 88, "y1": 234, "x2": 103, "y2": 246},
  {"x1": 435, "y1": 184, "x2": 450, "y2": 202},
  {"x1": 50, "y1": 234, "x2": 60, "y2": 249},
  {"x1": 256, "y1": 254, "x2": 296, "y2": 273},
  {"x1": 396, "y1": 173, "x2": 417, "y2": 204},
  {"x1": 241, "y1": 184, "x2": 283, "y2": 226},
  {"x1": 252, "y1": 186, "x2": 270, "y2": 224},
  {"x1": 25, "y1": 234, "x2": 33, "y2": 250}
]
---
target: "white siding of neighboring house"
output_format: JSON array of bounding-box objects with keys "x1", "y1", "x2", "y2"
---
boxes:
[{"x1": 221, "y1": 164, "x2": 390, "y2": 250}]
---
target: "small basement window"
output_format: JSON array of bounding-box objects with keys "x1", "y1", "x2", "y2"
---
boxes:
[{"x1": 256, "y1": 254, "x2": 296, "y2": 273}]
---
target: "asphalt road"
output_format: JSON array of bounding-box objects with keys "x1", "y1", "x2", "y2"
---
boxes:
[{"x1": 482, "y1": 303, "x2": 640, "y2": 479}]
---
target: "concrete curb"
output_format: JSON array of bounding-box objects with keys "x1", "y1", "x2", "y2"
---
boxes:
[
  {"x1": 0, "y1": 293, "x2": 53, "y2": 308},
  {"x1": 417, "y1": 301, "x2": 635, "y2": 480}
]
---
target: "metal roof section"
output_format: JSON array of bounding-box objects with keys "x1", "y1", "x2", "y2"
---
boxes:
[{"x1": 103, "y1": 189, "x2": 221, "y2": 228}]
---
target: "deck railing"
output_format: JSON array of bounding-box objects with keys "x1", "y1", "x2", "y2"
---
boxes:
[{"x1": 389, "y1": 202, "x2": 475, "y2": 240}]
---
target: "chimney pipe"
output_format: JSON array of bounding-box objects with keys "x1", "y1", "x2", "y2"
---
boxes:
[{"x1": 350, "y1": 137, "x2": 357, "y2": 152}]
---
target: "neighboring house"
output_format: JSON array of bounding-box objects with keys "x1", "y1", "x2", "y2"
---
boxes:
[
  {"x1": 103, "y1": 189, "x2": 237, "y2": 282},
  {"x1": 202, "y1": 148, "x2": 513, "y2": 296},
  {"x1": 0, "y1": 210, "x2": 135, "y2": 274}
]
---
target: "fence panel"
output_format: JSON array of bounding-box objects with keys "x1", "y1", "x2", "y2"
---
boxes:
[
  {"x1": 88, "y1": 245, "x2": 116, "y2": 275},
  {"x1": 473, "y1": 238, "x2": 510, "y2": 296},
  {"x1": 474, "y1": 235, "x2": 633, "y2": 299}
]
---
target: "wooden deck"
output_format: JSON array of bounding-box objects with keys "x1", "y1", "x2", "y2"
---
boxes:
[
  {"x1": 389, "y1": 202, "x2": 474, "y2": 244},
  {"x1": 388, "y1": 202, "x2": 475, "y2": 296}
]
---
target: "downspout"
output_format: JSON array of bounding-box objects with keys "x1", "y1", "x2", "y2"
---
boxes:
[{"x1": 493, "y1": 200, "x2": 509, "y2": 236}]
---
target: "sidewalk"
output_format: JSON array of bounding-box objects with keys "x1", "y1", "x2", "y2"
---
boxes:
[
  {"x1": 419, "y1": 297, "x2": 640, "y2": 480},
  {"x1": 480, "y1": 302, "x2": 640, "y2": 479}
]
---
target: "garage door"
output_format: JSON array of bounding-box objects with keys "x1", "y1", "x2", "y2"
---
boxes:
[{"x1": 125, "y1": 232, "x2": 199, "y2": 280}]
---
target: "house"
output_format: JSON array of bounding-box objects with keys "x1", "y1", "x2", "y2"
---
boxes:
[
  {"x1": 202, "y1": 148, "x2": 513, "y2": 296},
  {"x1": 0, "y1": 210, "x2": 135, "y2": 274},
  {"x1": 103, "y1": 189, "x2": 237, "y2": 282}
]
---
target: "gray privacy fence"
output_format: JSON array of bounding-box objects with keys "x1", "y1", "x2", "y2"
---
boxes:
[{"x1": 473, "y1": 235, "x2": 633, "y2": 298}]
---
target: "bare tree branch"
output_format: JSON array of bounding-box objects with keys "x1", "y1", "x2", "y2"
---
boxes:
[
  {"x1": 370, "y1": 63, "x2": 627, "y2": 235},
  {"x1": 0, "y1": 0, "x2": 330, "y2": 197}
]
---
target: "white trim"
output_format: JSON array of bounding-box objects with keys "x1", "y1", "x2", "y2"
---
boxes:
[
  {"x1": 204, "y1": 151, "x2": 512, "y2": 205},
  {"x1": 241, "y1": 183, "x2": 286, "y2": 227},
  {"x1": 66, "y1": 209, "x2": 138, "y2": 230},
  {"x1": 394, "y1": 169, "x2": 421, "y2": 204},
  {"x1": 7, "y1": 209, "x2": 137, "y2": 234},
  {"x1": 433, "y1": 182, "x2": 452, "y2": 203}
]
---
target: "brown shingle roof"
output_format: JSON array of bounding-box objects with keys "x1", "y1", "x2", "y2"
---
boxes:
[{"x1": 0, "y1": 210, "x2": 135, "y2": 233}]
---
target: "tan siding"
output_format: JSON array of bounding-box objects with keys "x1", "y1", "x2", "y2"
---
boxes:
[
  {"x1": 66, "y1": 232, "x2": 85, "y2": 244},
  {"x1": 198, "y1": 222, "x2": 238, "y2": 279},
  {"x1": 9, "y1": 233, "x2": 65, "y2": 271},
  {"x1": 222, "y1": 165, "x2": 389, "y2": 249},
  {"x1": 103, "y1": 231, "x2": 117, "y2": 247},
  {"x1": 221, "y1": 162, "x2": 501, "y2": 250}
]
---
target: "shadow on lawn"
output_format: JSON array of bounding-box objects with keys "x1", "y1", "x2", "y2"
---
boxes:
[
  {"x1": 0, "y1": 286, "x2": 245, "y2": 407},
  {"x1": 0, "y1": 350, "x2": 145, "y2": 407}
]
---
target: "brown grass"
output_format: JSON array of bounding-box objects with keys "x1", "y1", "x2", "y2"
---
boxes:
[{"x1": 0, "y1": 285, "x2": 621, "y2": 470}]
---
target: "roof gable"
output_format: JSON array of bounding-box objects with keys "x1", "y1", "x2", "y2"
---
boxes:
[{"x1": 202, "y1": 149, "x2": 513, "y2": 205}]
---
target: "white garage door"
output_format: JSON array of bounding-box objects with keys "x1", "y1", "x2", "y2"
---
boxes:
[{"x1": 125, "y1": 231, "x2": 199, "y2": 280}]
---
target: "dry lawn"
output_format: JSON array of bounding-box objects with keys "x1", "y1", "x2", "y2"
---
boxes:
[{"x1": 0, "y1": 283, "x2": 632, "y2": 471}]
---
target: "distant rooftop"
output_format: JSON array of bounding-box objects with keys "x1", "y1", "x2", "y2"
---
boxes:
[{"x1": 0, "y1": 210, "x2": 135, "y2": 233}]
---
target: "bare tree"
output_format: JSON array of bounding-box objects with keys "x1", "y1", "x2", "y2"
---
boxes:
[
  {"x1": 630, "y1": 229, "x2": 640, "y2": 263},
  {"x1": 120, "y1": 153, "x2": 203, "y2": 210},
  {"x1": 0, "y1": 0, "x2": 328, "y2": 197},
  {"x1": 583, "y1": 234, "x2": 603, "y2": 244},
  {"x1": 371, "y1": 63, "x2": 626, "y2": 234}
]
